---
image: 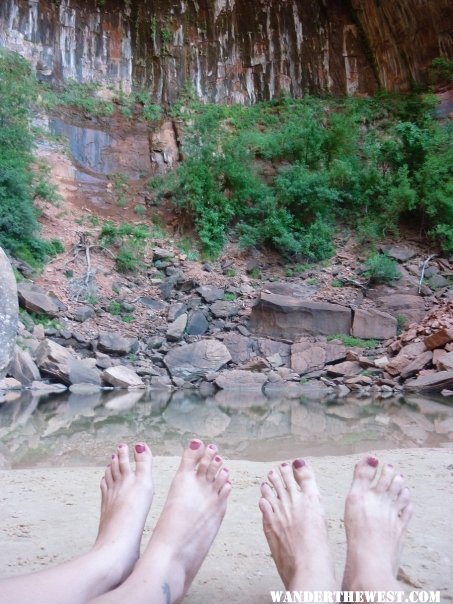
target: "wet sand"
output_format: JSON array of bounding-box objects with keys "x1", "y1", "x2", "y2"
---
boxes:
[{"x1": 0, "y1": 448, "x2": 451, "y2": 602}]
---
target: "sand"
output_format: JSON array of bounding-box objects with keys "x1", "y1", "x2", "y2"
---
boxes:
[{"x1": 0, "y1": 448, "x2": 452, "y2": 603}]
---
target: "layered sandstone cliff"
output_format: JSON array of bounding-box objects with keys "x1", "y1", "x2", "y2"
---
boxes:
[{"x1": 0, "y1": 0, "x2": 451, "y2": 102}]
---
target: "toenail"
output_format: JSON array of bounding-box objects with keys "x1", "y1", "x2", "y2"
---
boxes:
[
  {"x1": 135, "y1": 444, "x2": 146, "y2": 454},
  {"x1": 367, "y1": 456, "x2": 379, "y2": 467},
  {"x1": 281, "y1": 462, "x2": 289, "y2": 467},
  {"x1": 118, "y1": 443, "x2": 124, "y2": 448},
  {"x1": 214, "y1": 456, "x2": 221, "y2": 462},
  {"x1": 208, "y1": 444, "x2": 217, "y2": 450},
  {"x1": 387, "y1": 464, "x2": 393, "y2": 468},
  {"x1": 223, "y1": 467, "x2": 229, "y2": 472},
  {"x1": 190, "y1": 440, "x2": 201, "y2": 450},
  {"x1": 261, "y1": 482, "x2": 267, "y2": 487},
  {"x1": 293, "y1": 458, "x2": 305, "y2": 469},
  {"x1": 111, "y1": 454, "x2": 115, "y2": 459}
]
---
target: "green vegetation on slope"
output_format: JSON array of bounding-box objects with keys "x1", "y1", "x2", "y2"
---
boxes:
[
  {"x1": 153, "y1": 91, "x2": 452, "y2": 259},
  {"x1": 0, "y1": 50, "x2": 62, "y2": 267}
]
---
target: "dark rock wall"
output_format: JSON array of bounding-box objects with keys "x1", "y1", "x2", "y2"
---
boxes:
[{"x1": 0, "y1": 0, "x2": 451, "y2": 102}]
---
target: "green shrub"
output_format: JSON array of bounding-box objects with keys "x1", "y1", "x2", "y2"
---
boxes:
[
  {"x1": 328, "y1": 334, "x2": 378, "y2": 349},
  {"x1": 99, "y1": 221, "x2": 149, "y2": 272},
  {"x1": 364, "y1": 253, "x2": 401, "y2": 284}
]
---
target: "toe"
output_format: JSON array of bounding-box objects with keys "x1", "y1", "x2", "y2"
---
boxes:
[
  {"x1": 196, "y1": 443, "x2": 218, "y2": 477},
  {"x1": 351, "y1": 455, "x2": 379, "y2": 490},
  {"x1": 292, "y1": 458, "x2": 319, "y2": 496},
  {"x1": 117, "y1": 443, "x2": 131, "y2": 476},
  {"x1": 110, "y1": 454, "x2": 121, "y2": 481},
  {"x1": 374, "y1": 463, "x2": 396, "y2": 494},
  {"x1": 134, "y1": 443, "x2": 153, "y2": 480},
  {"x1": 260, "y1": 482, "x2": 276, "y2": 508},
  {"x1": 214, "y1": 467, "x2": 230, "y2": 492},
  {"x1": 268, "y1": 468, "x2": 286, "y2": 499},
  {"x1": 259, "y1": 497, "x2": 274, "y2": 523},
  {"x1": 397, "y1": 486, "x2": 411, "y2": 513},
  {"x1": 388, "y1": 473, "x2": 405, "y2": 500},
  {"x1": 219, "y1": 480, "x2": 232, "y2": 500},
  {"x1": 206, "y1": 454, "x2": 223, "y2": 482},
  {"x1": 400, "y1": 501, "x2": 413, "y2": 528},
  {"x1": 179, "y1": 439, "x2": 206, "y2": 471},
  {"x1": 105, "y1": 464, "x2": 114, "y2": 488},
  {"x1": 100, "y1": 476, "x2": 107, "y2": 496},
  {"x1": 279, "y1": 461, "x2": 297, "y2": 493}
]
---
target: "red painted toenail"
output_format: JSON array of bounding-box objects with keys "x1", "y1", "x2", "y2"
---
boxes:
[
  {"x1": 135, "y1": 444, "x2": 146, "y2": 454},
  {"x1": 118, "y1": 444, "x2": 124, "y2": 448},
  {"x1": 223, "y1": 468, "x2": 229, "y2": 472},
  {"x1": 293, "y1": 458, "x2": 305, "y2": 469},
  {"x1": 367, "y1": 456, "x2": 379, "y2": 467},
  {"x1": 111, "y1": 454, "x2": 115, "y2": 459},
  {"x1": 214, "y1": 455, "x2": 221, "y2": 462},
  {"x1": 190, "y1": 440, "x2": 201, "y2": 450},
  {"x1": 208, "y1": 444, "x2": 217, "y2": 450},
  {"x1": 281, "y1": 462, "x2": 289, "y2": 467}
]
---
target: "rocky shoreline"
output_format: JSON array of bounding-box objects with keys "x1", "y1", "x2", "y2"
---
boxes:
[{"x1": 1, "y1": 242, "x2": 452, "y2": 404}]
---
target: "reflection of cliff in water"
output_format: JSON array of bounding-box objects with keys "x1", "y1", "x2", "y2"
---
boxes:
[{"x1": 0, "y1": 389, "x2": 451, "y2": 469}]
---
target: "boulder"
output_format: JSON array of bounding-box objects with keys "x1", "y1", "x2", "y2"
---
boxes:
[
  {"x1": 382, "y1": 245, "x2": 417, "y2": 262},
  {"x1": 438, "y1": 352, "x2": 453, "y2": 371},
  {"x1": 290, "y1": 341, "x2": 347, "y2": 374},
  {"x1": 17, "y1": 282, "x2": 60, "y2": 317},
  {"x1": 102, "y1": 366, "x2": 145, "y2": 388},
  {"x1": 400, "y1": 351, "x2": 433, "y2": 379},
  {"x1": 258, "y1": 338, "x2": 291, "y2": 366},
  {"x1": 291, "y1": 345, "x2": 326, "y2": 374},
  {"x1": 424, "y1": 329, "x2": 453, "y2": 350},
  {"x1": 215, "y1": 370, "x2": 267, "y2": 390},
  {"x1": 404, "y1": 371, "x2": 453, "y2": 393},
  {"x1": 168, "y1": 303, "x2": 187, "y2": 322},
  {"x1": 376, "y1": 294, "x2": 426, "y2": 325},
  {"x1": 7, "y1": 346, "x2": 40, "y2": 386},
  {"x1": 186, "y1": 310, "x2": 209, "y2": 336},
  {"x1": 68, "y1": 358, "x2": 102, "y2": 385},
  {"x1": 139, "y1": 297, "x2": 168, "y2": 312},
  {"x1": 326, "y1": 361, "x2": 362, "y2": 377},
  {"x1": 35, "y1": 339, "x2": 78, "y2": 384},
  {"x1": 250, "y1": 290, "x2": 351, "y2": 339},
  {"x1": 73, "y1": 305, "x2": 95, "y2": 322},
  {"x1": 210, "y1": 300, "x2": 239, "y2": 318},
  {"x1": 197, "y1": 286, "x2": 224, "y2": 303},
  {"x1": 386, "y1": 341, "x2": 427, "y2": 376},
  {"x1": 223, "y1": 332, "x2": 258, "y2": 364},
  {"x1": 166, "y1": 313, "x2": 188, "y2": 342},
  {"x1": 352, "y1": 308, "x2": 397, "y2": 340},
  {"x1": 0, "y1": 247, "x2": 18, "y2": 380},
  {"x1": 98, "y1": 332, "x2": 139, "y2": 356},
  {"x1": 164, "y1": 340, "x2": 231, "y2": 381}
]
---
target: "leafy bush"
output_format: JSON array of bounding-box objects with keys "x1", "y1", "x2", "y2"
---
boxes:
[
  {"x1": 364, "y1": 253, "x2": 400, "y2": 284},
  {"x1": 163, "y1": 92, "x2": 452, "y2": 258},
  {"x1": 99, "y1": 221, "x2": 149, "y2": 272},
  {"x1": 328, "y1": 334, "x2": 378, "y2": 349}
]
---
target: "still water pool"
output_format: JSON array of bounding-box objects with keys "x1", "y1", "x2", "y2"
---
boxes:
[{"x1": 0, "y1": 388, "x2": 451, "y2": 468}]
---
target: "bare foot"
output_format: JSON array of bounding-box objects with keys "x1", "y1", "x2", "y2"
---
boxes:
[
  {"x1": 93, "y1": 442, "x2": 154, "y2": 586},
  {"x1": 342, "y1": 456, "x2": 413, "y2": 591},
  {"x1": 90, "y1": 439, "x2": 231, "y2": 604},
  {"x1": 259, "y1": 458, "x2": 336, "y2": 591}
]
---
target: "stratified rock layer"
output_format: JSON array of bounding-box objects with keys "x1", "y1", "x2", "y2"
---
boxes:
[{"x1": 2, "y1": 0, "x2": 450, "y2": 101}]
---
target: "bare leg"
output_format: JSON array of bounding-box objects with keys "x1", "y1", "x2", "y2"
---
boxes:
[
  {"x1": 0, "y1": 443, "x2": 153, "y2": 604},
  {"x1": 342, "y1": 456, "x2": 413, "y2": 591},
  {"x1": 90, "y1": 439, "x2": 232, "y2": 604},
  {"x1": 259, "y1": 458, "x2": 337, "y2": 590}
]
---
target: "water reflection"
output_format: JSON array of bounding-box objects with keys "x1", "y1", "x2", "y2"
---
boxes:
[{"x1": 0, "y1": 389, "x2": 451, "y2": 468}]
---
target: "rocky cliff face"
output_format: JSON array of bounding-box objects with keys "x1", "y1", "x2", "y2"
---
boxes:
[{"x1": 1, "y1": 0, "x2": 450, "y2": 103}]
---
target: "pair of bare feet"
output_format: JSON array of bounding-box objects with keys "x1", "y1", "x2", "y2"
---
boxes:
[{"x1": 0, "y1": 442, "x2": 413, "y2": 604}]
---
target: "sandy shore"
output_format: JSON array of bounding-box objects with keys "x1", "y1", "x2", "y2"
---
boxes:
[{"x1": 0, "y1": 448, "x2": 452, "y2": 602}]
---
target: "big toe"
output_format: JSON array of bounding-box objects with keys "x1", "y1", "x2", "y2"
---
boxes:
[
  {"x1": 179, "y1": 439, "x2": 206, "y2": 471},
  {"x1": 292, "y1": 458, "x2": 319, "y2": 496},
  {"x1": 351, "y1": 455, "x2": 379, "y2": 490}
]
